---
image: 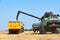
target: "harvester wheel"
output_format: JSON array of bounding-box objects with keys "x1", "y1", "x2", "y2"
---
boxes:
[
  {"x1": 52, "y1": 28, "x2": 56, "y2": 33},
  {"x1": 33, "y1": 30, "x2": 36, "y2": 32},
  {"x1": 39, "y1": 27, "x2": 46, "y2": 34},
  {"x1": 52, "y1": 28, "x2": 59, "y2": 34},
  {"x1": 55, "y1": 30, "x2": 59, "y2": 34},
  {"x1": 55, "y1": 28, "x2": 60, "y2": 34}
]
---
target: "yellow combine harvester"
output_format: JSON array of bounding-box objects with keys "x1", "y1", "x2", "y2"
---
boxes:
[{"x1": 8, "y1": 10, "x2": 40, "y2": 34}]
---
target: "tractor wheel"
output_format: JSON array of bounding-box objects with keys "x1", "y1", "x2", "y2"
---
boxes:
[
  {"x1": 55, "y1": 28, "x2": 60, "y2": 34},
  {"x1": 52, "y1": 28, "x2": 59, "y2": 34},
  {"x1": 55, "y1": 28, "x2": 59, "y2": 34},
  {"x1": 21, "y1": 28, "x2": 24, "y2": 32},
  {"x1": 33, "y1": 30, "x2": 36, "y2": 32},
  {"x1": 39, "y1": 27, "x2": 46, "y2": 34},
  {"x1": 19, "y1": 28, "x2": 24, "y2": 33},
  {"x1": 9, "y1": 29, "x2": 12, "y2": 34},
  {"x1": 52, "y1": 28, "x2": 56, "y2": 33},
  {"x1": 33, "y1": 29, "x2": 36, "y2": 32},
  {"x1": 9, "y1": 29, "x2": 19, "y2": 34}
]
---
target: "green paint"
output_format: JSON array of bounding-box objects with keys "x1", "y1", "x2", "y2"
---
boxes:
[
  {"x1": 42, "y1": 17, "x2": 50, "y2": 29},
  {"x1": 58, "y1": 17, "x2": 60, "y2": 21}
]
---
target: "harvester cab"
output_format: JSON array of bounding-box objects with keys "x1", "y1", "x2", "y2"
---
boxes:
[{"x1": 39, "y1": 12, "x2": 60, "y2": 34}]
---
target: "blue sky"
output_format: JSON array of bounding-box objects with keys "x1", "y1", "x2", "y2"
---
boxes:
[{"x1": 0, "y1": 0, "x2": 60, "y2": 30}]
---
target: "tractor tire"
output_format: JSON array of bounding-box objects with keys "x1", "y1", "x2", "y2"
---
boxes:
[
  {"x1": 9, "y1": 29, "x2": 19, "y2": 34},
  {"x1": 52, "y1": 28, "x2": 59, "y2": 34},
  {"x1": 52, "y1": 30, "x2": 59, "y2": 34},
  {"x1": 9, "y1": 29, "x2": 12, "y2": 34},
  {"x1": 52, "y1": 31, "x2": 55, "y2": 33},
  {"x1": 39, "y1": 27, "x2": 46, "y2": 34},
  {"x1": 21, "y1": 28, "x2": 24, "y2": 32},
  {"x1": 55, "y1": 30, "x2": 59, "y2": 34},
  {"x1": 19, "y1": 27, "x2": 24, "y2": 33},
  {"x1": 33, "y1": 29, "x2": 36, "y2": 32},
  {"x1": 55, "y1": 28, "x2": 60, "y2": 34},
  {"x1": 33, "y1": 30, "x2": 36, "y2": 32},
  {"x1": 52, "y1": 28, "x2": 56, "y2": 33}
]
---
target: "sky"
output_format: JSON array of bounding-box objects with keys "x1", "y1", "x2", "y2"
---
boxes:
[{"x1": 0, "y1": 0, "x2": 60, "y2": 30}]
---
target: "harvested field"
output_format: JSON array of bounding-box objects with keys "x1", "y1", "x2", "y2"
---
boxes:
[{"x1": 0, "y1": 31, "x2": 60, "y2": 40}]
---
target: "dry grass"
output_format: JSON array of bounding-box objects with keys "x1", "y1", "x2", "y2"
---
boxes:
[{"x1": 0, "y1": 31, "x2": 60, "y2": 40}]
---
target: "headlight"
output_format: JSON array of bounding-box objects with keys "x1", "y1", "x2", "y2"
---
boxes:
[
  {"x1": 44, "y1": 18, "x2": 48, "y2": 21},
  {"x1": 44, "y1": 18, "x2": 49, "y2": 22}
]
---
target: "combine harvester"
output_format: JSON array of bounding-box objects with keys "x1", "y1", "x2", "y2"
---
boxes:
[
  {"x1": 32, "y1": 12, "x2": 60, "y2": 34},
  {"x1": 8, "y1": 10, "x2": 60, "y2": 34}
]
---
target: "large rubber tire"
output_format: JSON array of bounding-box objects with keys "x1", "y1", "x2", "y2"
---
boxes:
[
  {"x1": 52, "y1": 30, "x2": 59, "y2": 34},
  {"x1": 33, "y1": 29, "x2": 36, "y2": 33},
  {"x1": 33, "y1": 30, "x2": 36, "y2": 32},
  {"x1": 39, "y1": 27, "x2": 46, "y2": 34},
  {"x1": 55, "y1": 30, "x2": 59, "y2": 34},
  {"x1": 55, "y1": 28, "x2": 60, "y2": 34},
  {"x1": 9, "y1": 29, "x2": 12, "y2": 34},
  {"x1": 52, "y1": 28, "x2": 59, "y2": 34},
  {"x1": 52, "y1": 28, "x2": 56, "y2": 33},
  {"x1": 19, "y1": 27, "x2": 24, "y2": 33},
  {"x1": 9, "y1": 29, "x2": 19, "y2": 34},
  {"x1": 21, "y1": 28, "x2": 24, "y2": 32}
]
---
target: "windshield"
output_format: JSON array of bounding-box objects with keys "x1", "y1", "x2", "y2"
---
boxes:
[{"x1": 49, "y1": 15, "x2": 58, "y2": 20}]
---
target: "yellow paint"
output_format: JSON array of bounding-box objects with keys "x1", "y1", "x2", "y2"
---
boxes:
[{"x1": 8, "y1": 21, "x2": 23, "y2": 29}]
